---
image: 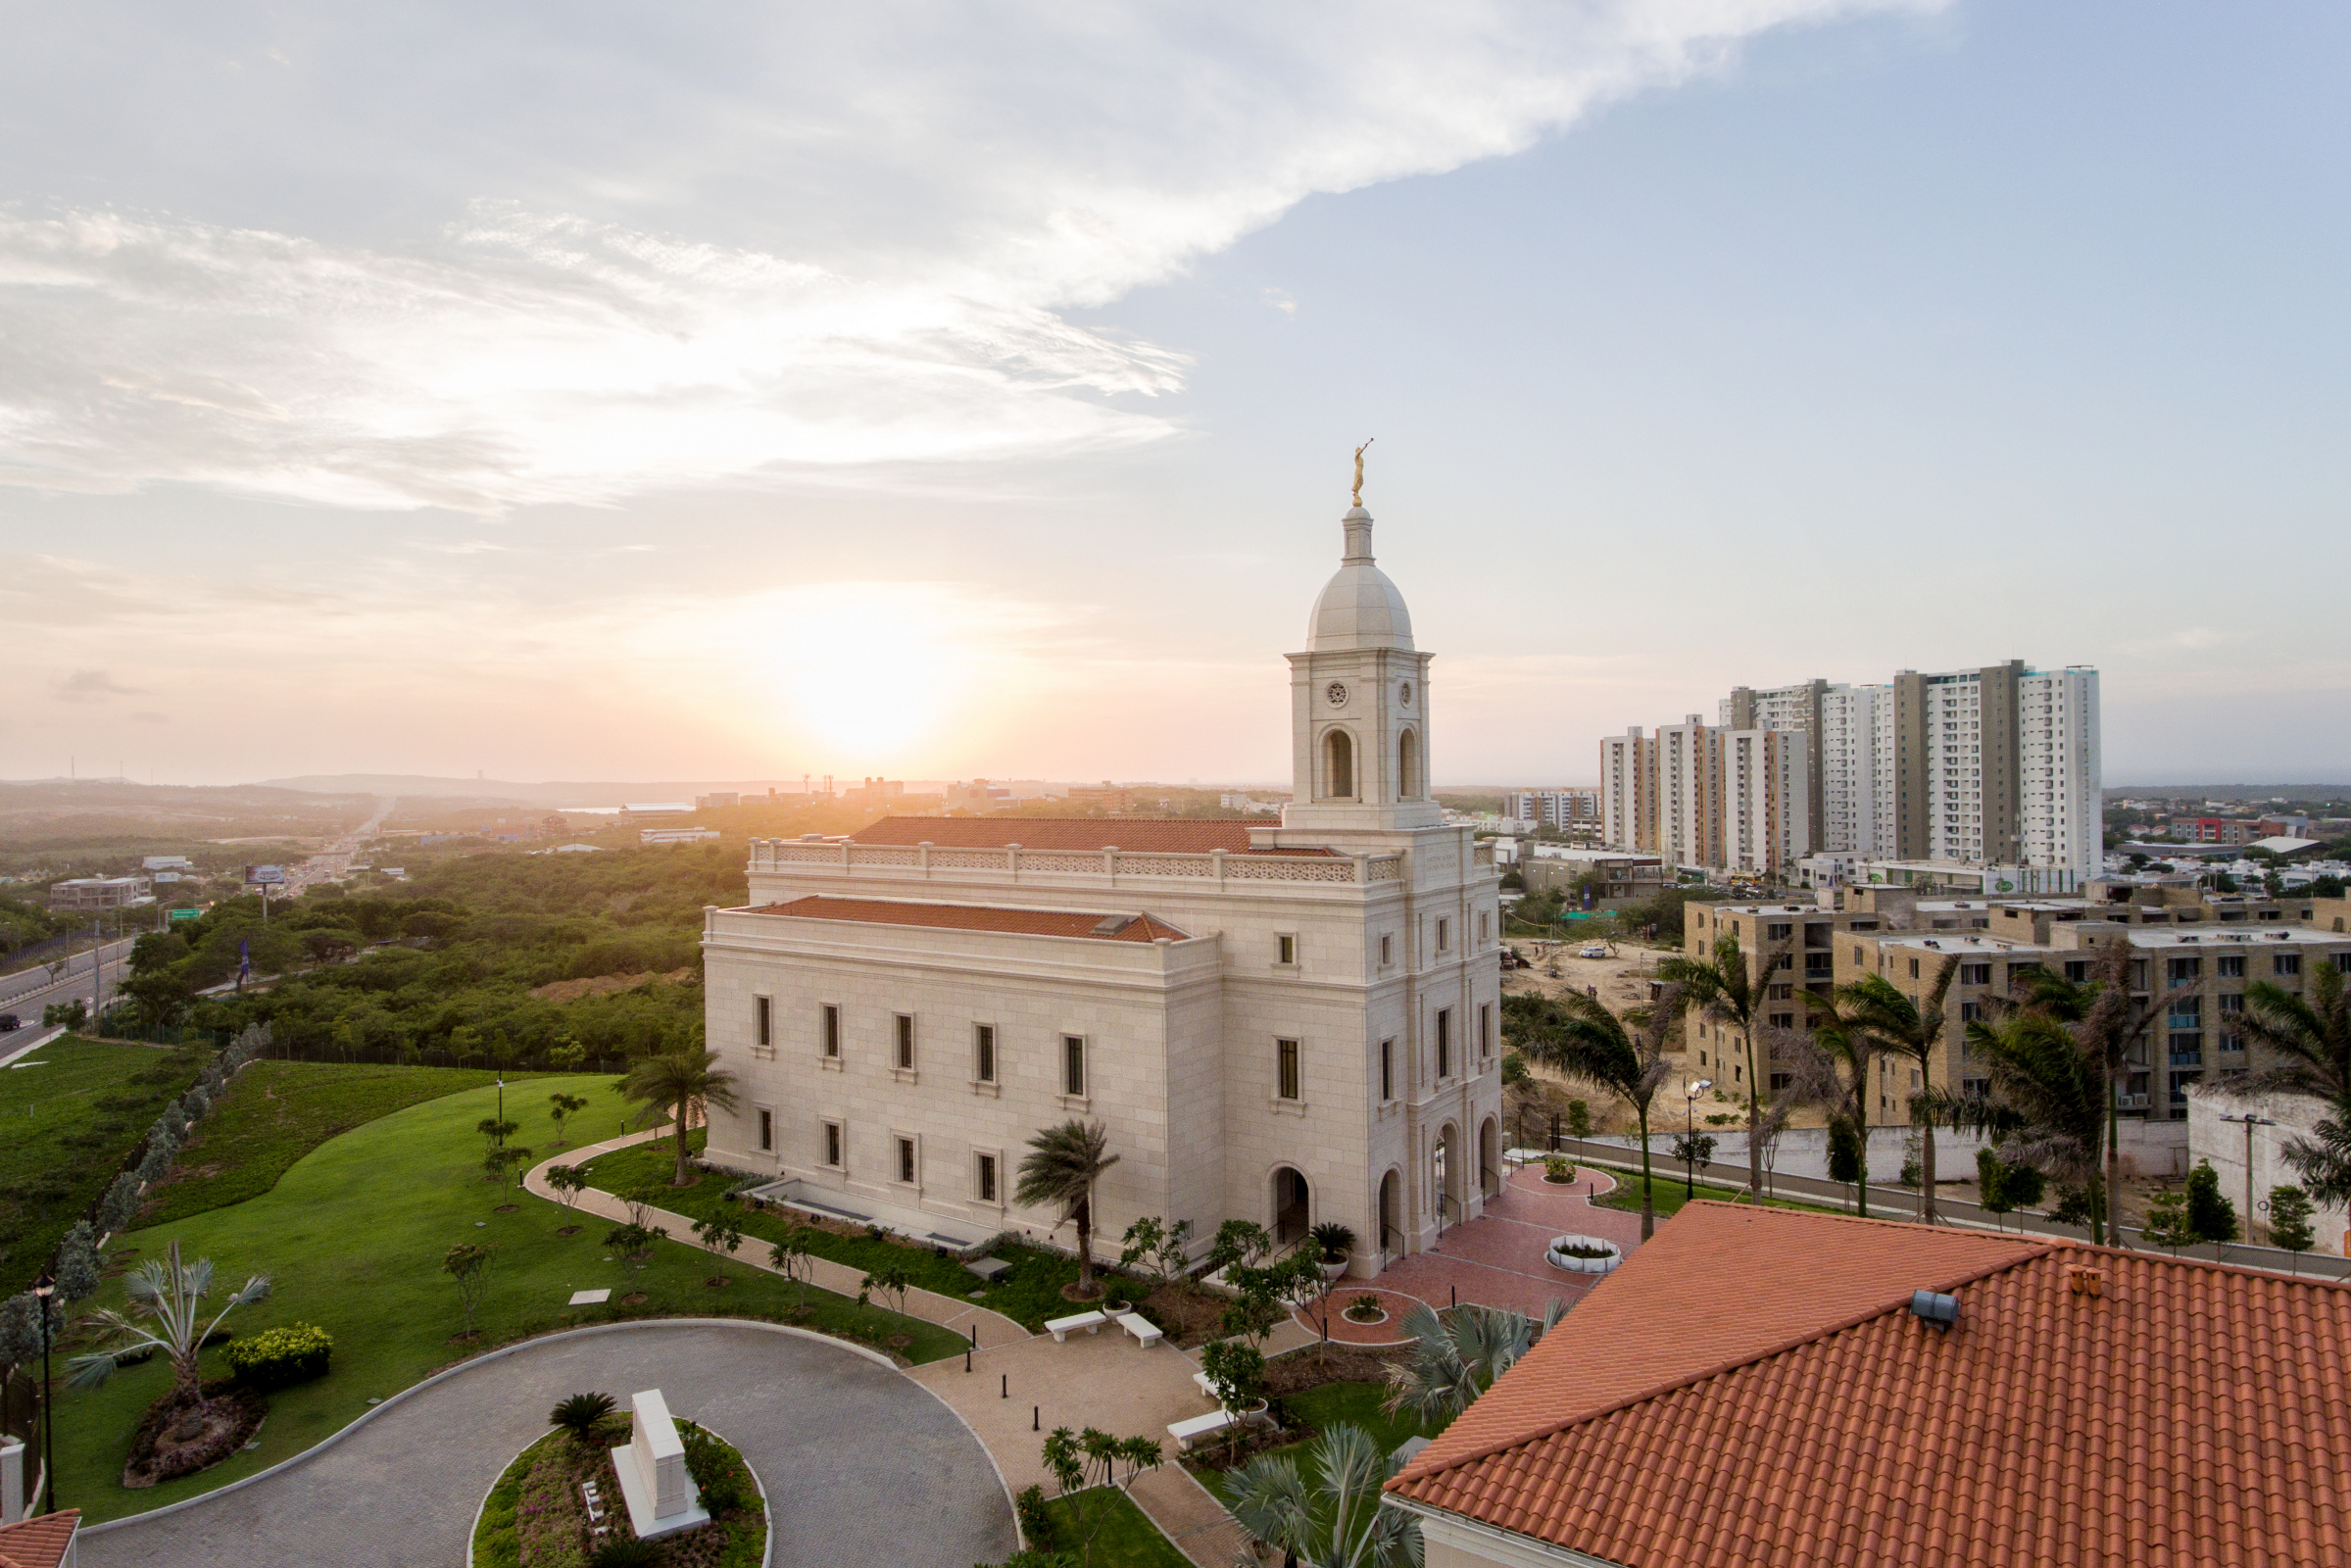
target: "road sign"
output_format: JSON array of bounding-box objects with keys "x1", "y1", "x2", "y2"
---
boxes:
[{"x1": 168, "y1": 907, "x2": 202, "y2": 923}]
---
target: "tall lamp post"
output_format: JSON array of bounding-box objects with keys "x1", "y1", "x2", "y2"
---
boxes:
[
  {"x1": 2220, "y1": 1112, "x2": 2278, "y2": 1244},
  {"x1": 30, "y1": 1272, "x2": 55, "y2": 1515},
  {"x1": 1685, "y1": 1079, "x2": 1713, "y2": 1200}
]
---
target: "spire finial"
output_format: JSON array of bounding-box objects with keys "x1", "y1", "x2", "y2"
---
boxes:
[{"x1": 1350, "y1": 437, "x2": 1374, "y2": 507}]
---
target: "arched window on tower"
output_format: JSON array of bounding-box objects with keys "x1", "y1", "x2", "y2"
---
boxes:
[
  {"x1": 1324, "y1": 728, "x2": 1355, "y2": 800},
  {"x1": 1397, "y1": 728, "x2": 1420, "y2": 801}
]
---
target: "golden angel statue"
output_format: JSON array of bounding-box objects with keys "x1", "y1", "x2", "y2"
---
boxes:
[{"x1": 1350, "y1": 438, "x2": 1374, "y2": 506}]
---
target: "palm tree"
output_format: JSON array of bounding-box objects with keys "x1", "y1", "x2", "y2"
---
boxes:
[
  {"x1": 1509, "y1": 989, "x2": 1674, "y2": 1238},
  {"x1": 1225, "y1": 1423, "x2": 1422, "y2": 1568},
  {"x1": 66, "y1": 1239, "x2": 271, "y2": 1410},
  {"x1": 1790, "y1": 1008, "x2": 1882, "y2": 1219},
  {"x1": 1015, "y1": 1120, "x2": 1119, "y2": 1296},
  {"x1": 620, "y1": 1048, "x2": 740, "y2": 1186},
  {"x1": 2235, "y1": 962, "x2": 2351, "y2": 1198},
  {"x1": 1381, "y1": 1299, "x2": 1563, "y2": 1428},
  {"x1": 1954, "y1": 1012, "x2": 2109, "y2": 1240},
  {"x1": 1833, "y1": 960, "x2": 1960, "y2": 1223},
  {"x1": 550, "y1": 1391, "x2": 617, "y2": 1450},
  {"x1": 1658, "y1": 936, "x2": 1786, "y2": 1201}
]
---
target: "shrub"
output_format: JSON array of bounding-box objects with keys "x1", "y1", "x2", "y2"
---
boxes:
[
  {"x1": 1014, "y1": 1483, "x2": 1057, "y2": 1549},
  {"x1": 590, "y1": 1541, "x2": 660, "y2": 1568},
  {"x1": 225, "y1": 1322, "x2": 333, "y2": 1390},
  {"x1": 2184, "y1": 1159, "x2": 2239, "y2": 1246},
  {"x1": 1543, "y1": 1155, "x2": 1572, "y2": 1182}
]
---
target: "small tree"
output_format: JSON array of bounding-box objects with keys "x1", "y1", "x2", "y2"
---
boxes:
[
  {"x1": 604, "y1": 1220, "x2": 664, "y2": 1273},
  {"x1": 859, "y1": 1262, "x2": 913, "y2": 1316},
  {"x1": 692, "y1": 1210, "x2": 746, "y2": 1280},
  {"x1": 1200, "y1": 1338, "x2": 1265, "y2": 1462},
  {"x1": 768, "y1": 1225, "x2": 816, "y2": 1309},
  {"x1": 2141, "y1": 1188, "x2": 2198, "y2": 1254},
  {"x1": 442, "y1": 1242, "x2": 492, "y2": 1335},
  {"x1": 1976, "y1": 1146, "x2": 2015, "y2": 1231},
  {"x1": 1041, "y1": 1425, "x2": 1154, "y2": 1566},
  {"x1": 477, "y1": 1116, "x2": 518, "y2": 1150},
  {"x1": 2270, "y1": 1185, "x2": 2318, "y2": 1269},
  {"x1": 2183, "y1": 1159, "x2": 2240, "y2": 1246},
  {"x1": 483, "y1": 1144, "x2": 535, "y2": 1189},
  {"x1": 550, "y1": 1391, "x2": 617, "y2": 1450},
  {"x1": 1565, "y1": 1100, "x2": 1593, "y2": 1140},
  {"x1": 547, "y1": 1092, "x2": 590, "y2": 1147},
  {"x1": 545, "y1": 1164, "x2": 588, "y2": 1210},
  {"x1": 1204, "y1": 1218, "x2": 1273, "y2": 1275},
  {"x1": 54, "y1": 1220, "x2": 104, "y2": 1301},
  {"x1": 65, "y1": 1240, "x2": 271, "y2": 1410},
  {"x1": 1118, "y1": 1216, "x2": 1194, "y2": 1287}
]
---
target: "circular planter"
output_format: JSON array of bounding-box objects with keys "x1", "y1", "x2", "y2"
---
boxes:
[
  {"x1": 1542, "y1": 1169, "x2": 1577, "y2": 1186},
  {"x1": 1544, "y1": 1234, "x2": 1623, "y2": 1275},
  {"x1": 467, "y1": 1418, "x2": 770, "y2": 1568},
  {"x1": 1342, "y1": 1303, "x2": 1391, "y2": 1326}
]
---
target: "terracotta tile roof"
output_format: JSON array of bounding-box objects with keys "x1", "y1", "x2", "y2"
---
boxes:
[
  {"x1": 0, "y1": 1510, "x2": 80, "y2": 1568},
  {"x1": 1393, "y1": 1202, "x2": 2351, "y2": 1567},
  {"x1": 844, "y1": 817, "x2": 1333, "y2": 856},
  {"x1": 750, "y1": 895, "x2": 1189, "y2": 943}
]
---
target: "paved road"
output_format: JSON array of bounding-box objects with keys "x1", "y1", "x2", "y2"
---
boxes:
[
  {"x1": 0, "y1": 938, "x2": 137, "y2": 1016},
  {"x1": 78, "y1": 1320, "x2": 1016, "y2": 1568}
]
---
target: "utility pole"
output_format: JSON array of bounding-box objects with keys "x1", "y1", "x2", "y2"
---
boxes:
[{"x1": 2221, "y1": 1112, "x2": 2277, "y2": 1244}]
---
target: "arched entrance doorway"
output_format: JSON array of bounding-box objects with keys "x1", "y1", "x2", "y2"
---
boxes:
[
  {"x1": 1378, "y1": 1168, "x2": 1400, "y2": 1256},
  {"x1": 1272, "y1": 1166, "x2": 1311, "y2": 1245},
  {"x1": 1480, "y1": 1116, "x2": 1500, "y2": 1200},
  {"x1": 1434, "y1": 1124, "x2": 1461, "y2": 1232}
]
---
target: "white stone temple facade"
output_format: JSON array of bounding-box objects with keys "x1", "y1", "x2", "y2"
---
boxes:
[{"x1": 700, "y1": 503, "x2": 1504, "y2": 1277}]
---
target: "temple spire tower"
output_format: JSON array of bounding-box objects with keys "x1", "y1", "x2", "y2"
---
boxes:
[{"x1": 1279, "y1": 501, "x2": 1442, "y2": 836}]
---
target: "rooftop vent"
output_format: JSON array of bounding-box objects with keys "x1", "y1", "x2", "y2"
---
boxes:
[
  {"x1": 1910, "y1": 1290, "x2": 1960, "y2": 1332},
  {"x1": 2065, "y1": 1264, "x2": 2104, "y2": 1298},
  {"x1": 1092, "y1": 913, "x2": 1136, "y2": 937}
]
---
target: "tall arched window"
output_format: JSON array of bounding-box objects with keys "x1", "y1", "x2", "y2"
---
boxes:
[
  {"x1": 1397, "y1": 728, "x2": 1420, "y2": 800},
  {"x1": 1324, "y1": 728, "x2": 1355, "y2": 799}
]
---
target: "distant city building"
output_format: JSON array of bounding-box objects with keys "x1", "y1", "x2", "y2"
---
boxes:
[
  {"x1": 696, "y1": 792, "x2": 740, "y2": 810},
  {"x1": 620, "y1": 802, "x2": 693, "y2": 824},
  {"x1": 1498, "y1": 789, "x2": 1598, "y2": 829},
  {"x1": 1065, "y1": 782, "x2": 1134, "y2": 812},
  {"x1": 141, "y1": 856, "x2": 194, "y2": 871},
  {"x1": 947, "y1": 779, "x2": 1011, "y2": 811},
  {"x1": 641, "y1": 827, "x2": 722, "y2": 846},
  {"x1": 49, "y1": 876, "x2": 153, "y2": 910},
  {"x1": 1596, "y1": 717, "x2": 1811, "y2": 876}
]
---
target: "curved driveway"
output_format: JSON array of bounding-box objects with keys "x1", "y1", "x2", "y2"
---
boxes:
[{"x1": 79, "y1": 1320, "x2": 1016, "y2": 1568}]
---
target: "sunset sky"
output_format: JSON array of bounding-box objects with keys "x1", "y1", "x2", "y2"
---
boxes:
[{"x1": 4, "y1": 3, "x2": 2346, "y2": 788}]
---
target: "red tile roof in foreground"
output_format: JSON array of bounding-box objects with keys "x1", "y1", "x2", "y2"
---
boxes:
[
  {"x1": 751, "y1": 895, "x2": 1189, "y2": 944},
  {"x1": 1392, "y1": 1202, "x2": 2351, "y2": 1568},
  {"x1": 845, "y1": 816, "x2": 1335, "y2": 856},
  {"x1": 0, "y1": 1510, "x2": 80, "y2": 1568}
]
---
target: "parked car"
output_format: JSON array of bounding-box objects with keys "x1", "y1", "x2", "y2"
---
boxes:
[
  {"x1": 1579, "y1": 945, "x2": 1608, "y2": 959},
  {"x1": 0, "y1": 1013, "x2": 20, "y2": 1032}
]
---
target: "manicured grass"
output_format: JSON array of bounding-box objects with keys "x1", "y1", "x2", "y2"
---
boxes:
[
  {"x1": 1041, "y1": 1487, "x2": 1191, "y2": 1568},
  {"x1": 57, "y1": 1076, "x2": 969, "y2": 1523},
  {"x1": 1275, "y1": 1378, "x2": 1433, "y2": 1460},
  {"x1": 142, "y1": 1061, "x2": 518, "y2": 1225},
  {"x1": 583, "y1": 1132, "x2": 1106, "y2": 1332},
  {"x1": 1592, "y1": 1169, "x2": 1842, "y2": 1221},
  {"x1": 0, "y1": 1035, "x2": 200, "y2": 1283}
]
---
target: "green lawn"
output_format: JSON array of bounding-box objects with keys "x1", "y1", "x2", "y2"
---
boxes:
[
  {"x1": 1592, "y1": 1168, "x2": 1843, "y2": 1221},
  {"x1": 0, "y1": 1035, "x2": 200, "y2": 1282},
  {"x1": 1274, "y1": 1379, "x2": 1434, "y2": 1461},
  {"x1": 1039, "y1": 1487, "x2": 1191, "y2": 1568},
  {"x1": 583, "y1": 1131, "x2": 1105, "y2": 1332},
  {"x1": 58, "y1": 1076, "x2": 969, "y2": 1523},
  {"x1": 141, "y1": 1061, "x2": 524, "y2": 1225}
]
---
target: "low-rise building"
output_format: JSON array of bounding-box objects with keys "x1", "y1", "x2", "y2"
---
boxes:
[
  {"x1": 48, "y1": 876, "x2": 152, "y2": 910},
  {"x1": 641, "y1": 827, "x2": 722, "y2": 846},
  {"x1": 1391, "y1": 1202, "x2": 2351, "y2": 1568}
]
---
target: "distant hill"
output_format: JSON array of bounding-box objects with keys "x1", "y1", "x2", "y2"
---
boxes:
[{"x1": 259, "y1": 774, "x2": 919, "y2": 808}]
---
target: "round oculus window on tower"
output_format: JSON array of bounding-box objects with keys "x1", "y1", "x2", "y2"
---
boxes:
[
  {"x1": 1326, "y1": 681, "x2": 1348, "y2": 708},
  {"x1": 1399, "y1": 681, "x2": 1413, "y2": 707}
]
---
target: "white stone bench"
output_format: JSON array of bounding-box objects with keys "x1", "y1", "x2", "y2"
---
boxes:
[
  {"x1": 1118, "y1": 1312, "x2": 1164, "y2": 1348},
  {"x1": 1167, "y1": 1409, "x2": 1240, "y2": 1451},
  {"x1": 1045, "y1": 1310, "x2": 1108, "y2": 1343},
  {"x1": 1192, "y1": 1370, "x2": 1218, "y2": 1401}
]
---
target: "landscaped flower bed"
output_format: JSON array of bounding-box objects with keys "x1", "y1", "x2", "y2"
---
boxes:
[
  {"x1": 472, "y1": 1416, "x2": 766, "y2": 1568},
  {"x1": 1543, "y1": 1234, "x2": 1622, "y2": 1275}
]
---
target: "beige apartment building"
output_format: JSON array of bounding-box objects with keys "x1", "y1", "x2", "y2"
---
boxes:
[{"x1": 1597, "y1": 718, "x2": 1809, "y2": 878}]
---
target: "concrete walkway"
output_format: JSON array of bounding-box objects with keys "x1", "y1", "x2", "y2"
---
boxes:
[
  {"x1": 524, "y1": 1133, "x2": 1030, "y2": 1348},
  {"x1": 1364, "y1": 1163, "x2": 1645, "y2": 1318},
  {"x1": 77, "y1": 1320, "x2": 1015, "y2": 1568}
]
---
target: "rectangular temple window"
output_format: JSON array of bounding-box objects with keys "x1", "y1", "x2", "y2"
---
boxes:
[{"x1": 1277, "y1": 1038, "x2": 1301, "y2": 1101}]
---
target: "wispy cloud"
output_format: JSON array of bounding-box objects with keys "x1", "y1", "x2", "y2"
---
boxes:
[
  {"x1": 0, "y1": 1, "x2": 1935, "y2": 514},
  {"x1": 52, "y1": 667, "x2": 144, "y2": 702}
]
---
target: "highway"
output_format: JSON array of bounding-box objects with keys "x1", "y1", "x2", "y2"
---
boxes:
[{"x1": 0, "y1": 936, "x2": 137, "y2": 1019}]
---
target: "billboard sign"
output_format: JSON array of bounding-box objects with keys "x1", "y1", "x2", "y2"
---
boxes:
[
  {"x1": 245, "y1": 864, "x2": 288, "y2": 885},
  {"x1": 168, "y1": 906, "x2": 202, "y2": 923}
]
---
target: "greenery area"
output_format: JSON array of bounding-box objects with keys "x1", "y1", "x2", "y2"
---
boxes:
[
  {"x1": 0, "y1": 894, "x2": 83, "y2": 963},
  {"x1": 1592, "y1": 1169, "x2": 1841, "y2": 1222},
  {"x1": 1263, "y1": 1379, "x2": 1431, "y2": 1469},
  {"x1": 583, "y1": 1131, "x2": 1102, "y2": 1332},
  {"x1": 111, "y1": 844, "x2": 752, "y2": 1060},
  {"x1": 0, "y1": 1036, "x2": 202, "y2": 1287},
  {"x1": 473, "y1": 1418, "x2": 766, "y2": 1568},
  {"x1": 55, "y1": 1075, "x2": 966, "y2": 1522},
  {"x1": 1037, "y1": 1488, "x2": 1191, "y2": 1568},
  {"x1": 138, "y1": 1060, "x2": 521, "y2": 1226}
]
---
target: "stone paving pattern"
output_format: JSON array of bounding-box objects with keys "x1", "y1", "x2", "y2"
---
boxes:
[{"x1": 77, "y1": 1320, "x2": 1015, "y2": 1568}]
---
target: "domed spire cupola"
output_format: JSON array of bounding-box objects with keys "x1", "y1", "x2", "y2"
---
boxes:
[{"x1": 1282, "y1": 496, "x2": 1441, "y2": 836}]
